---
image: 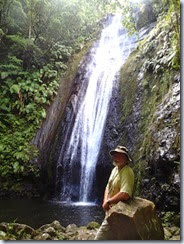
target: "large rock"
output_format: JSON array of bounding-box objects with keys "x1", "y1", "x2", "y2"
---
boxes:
[
  {"x1": 37, "y1": 220, "x2": 65, "y2": 233},
  {"x1": 106, "y1": 197, "x2": 164, "y2": 240},
  {"x1": 69, "y1": 226, "x2": 96, "y2": 241},
  {"x1": 65, "y1": 223, "x2": 77, "y2": 236},
  {"x1": 34, "y1": 233, "x2": 52, "y2": 240},
  {"x1": 0, "y1": 222, "x2": 36, "y2": 240}
]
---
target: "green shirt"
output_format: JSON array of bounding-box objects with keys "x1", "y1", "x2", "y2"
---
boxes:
[{"x1": 106, "y1": 165, "x2": 134, "y2": 198}]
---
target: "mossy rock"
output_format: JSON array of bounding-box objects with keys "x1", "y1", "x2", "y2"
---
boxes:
[
  {"x1": 87, "y1": 221, "x2": 100, "y2": 230},
  {"x1": 37, "y1": 220, "x2": 65, "y2": 233},
  {"x1": 34, "y1": 233, "x2": 52, "y2": 240},
  {"x1": 164, "y1": 228, "x2": 172, "y2": 240},
  {"x1": 55, "y1": 231, "x2": 69, "y2": 240},
  {"x1": 0, "y1": 230, "x2": 7, "y2": 240}
]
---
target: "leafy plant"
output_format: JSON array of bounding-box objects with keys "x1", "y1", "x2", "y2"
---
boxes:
[{"x1": 0, "y1": 0, "x2": 115, "y2": 192}]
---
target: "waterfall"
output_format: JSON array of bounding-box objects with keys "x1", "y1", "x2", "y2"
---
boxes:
[{"x1": 56, "y1": 14, "x2": 138, "y2": 203}]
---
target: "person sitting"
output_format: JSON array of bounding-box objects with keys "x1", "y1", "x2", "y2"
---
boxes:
[{"x1": 95, "y1": 145, "x2": 134, "y2": 240}]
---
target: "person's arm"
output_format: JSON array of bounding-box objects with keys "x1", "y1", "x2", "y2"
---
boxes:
[
  {"x1": 102, "y1": 187, "x2": 110, "y2": 211},
  {"x1": 103, "y1": 187, "x2": 109, "y2": 203},
  {"x1": 103, "y1": 191, "x2": 130, "y2": 210},
  {"x1": 107, "y1": 191, "x2": 130, "y2": 204}
]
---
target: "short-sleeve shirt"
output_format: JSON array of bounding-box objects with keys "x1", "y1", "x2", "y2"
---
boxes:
[{"x1": 106, "y1": 165, "x2": 134, "y2": 198}]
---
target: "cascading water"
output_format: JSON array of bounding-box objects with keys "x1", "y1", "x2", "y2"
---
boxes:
[{"x1": 55, "y1": 14, "x2": 138, "y2": 203}]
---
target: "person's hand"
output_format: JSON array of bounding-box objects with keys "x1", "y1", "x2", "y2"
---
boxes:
[{"x1": 102, "y1": 200, "x2": 111, "y2": 211}]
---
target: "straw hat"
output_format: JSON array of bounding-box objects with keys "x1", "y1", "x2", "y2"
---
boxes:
[{"x1": 109, "y1": 145, "x2": 132, "y2": 162}]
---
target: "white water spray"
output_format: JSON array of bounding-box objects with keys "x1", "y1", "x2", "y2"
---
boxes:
[{"x1": 57, "y1": 14, "x2": 138, "y2": 202}]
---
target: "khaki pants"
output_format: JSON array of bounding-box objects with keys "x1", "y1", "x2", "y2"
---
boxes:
[{"x1": 94, "y1": 217, "x2": 114, "y2": 240}]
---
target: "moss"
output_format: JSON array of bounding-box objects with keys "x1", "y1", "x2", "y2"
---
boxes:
[
  {"x1": 64, "y1": 42, "x2": 93, "y2": 81},
  {"x1": 136, "y1": 68, "x2": 176, "y2": 155},
  {"x1": 55, "y1": 231, "x2": 67, "y2": 240},
  {"x1": 118, "y1": 9, "x2": 180, "y2": 197},
  {"x1": 161, "y1": 211, "x2": 175, "y2": 227},
  {"x1": 87, "y1": 221, "x2": 100, "y2": 230},
  {"x1": 133, "y1": 160, "x2": 143, "y2": 195},
  {"x1": 119, "y1": 49, "x2": 143, "y2": 123}
]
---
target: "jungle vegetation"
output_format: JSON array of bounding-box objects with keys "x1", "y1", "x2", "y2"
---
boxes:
[{"x1": 0, "y1": 0, "x2": 180, "y2": 193}]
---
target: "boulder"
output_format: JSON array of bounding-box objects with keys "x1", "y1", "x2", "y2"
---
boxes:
[
  {"x1": 164, "y1": 228, "x2": 172, "y2": 240},
  {"x1": 168, "y1": 226, "x2": 179, "y2": 235},
  {"x1": 106, "y1": 197, "x2": 164, "y2": 240},
  {"x1": 65, "y1": 224, "x2": 78, "y2": 235},
  {"x1": 37, "y1": 220, "x2": 65, "y2": 233},
  {"x1": 0, "y1": 230, "x2": 6, "y2": 239},
  {"x1": 0, "y1": 222, "x2": 37, "y2": 240},
  {"x1": 51, "y1": 220, "x2": 66, "y2": 231},
  {"x1": 0, "y1": 223, "x2": 7, "y2": 232},
  {"x1": 14, "y1": 223, "x2": 36, "y2": 236},
  {"x1": 76, "y1": 229, "x2": 96, "y2": 240},
  {"x1": 34, "y1": 233, "x2": 52, "y2": 240},
  {"x1": 43, "y1": 227, "x2": 56, "y2": 237},
  {"x1": 170, "y1": 235, "x2": 180, "y2": 240},
  {"x1": 0, "y1": 222, "x2": 36, "y2": 237},
  {"x1": 68, "y1": 226, "x2": 97, "y2": 240}
]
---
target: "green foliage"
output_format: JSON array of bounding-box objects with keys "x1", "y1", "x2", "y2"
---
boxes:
[
  {"x1": 0, "y1": 0, "x2": 116, "y2": 192},
  {"x1": 163, "y1": 0, "x2": 180, "y2": 70},
  {"x1": 119, "y1": 0, "x2": 137, "y2": 35},
  {"x1": 0, "y1": 61, "x2": 61, "y2": 183},
  {"x1": 87, "y1": 221, "x2": 100, "y2": 230},
  {"x1": 161, "y1": 211, "x2": 175, "y2": 226}
]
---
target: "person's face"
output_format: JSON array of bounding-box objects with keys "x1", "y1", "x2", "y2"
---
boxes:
[{"x1": 112, "y1": 152, "x2": 128, "y2": 168}]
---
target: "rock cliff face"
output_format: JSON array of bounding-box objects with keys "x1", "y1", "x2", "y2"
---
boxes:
[
  {"x1": 118, "y1": 9, "x2": 180, "y2": 216},
  {"x1": 48, "y1": 46, "x2": 98, "y2": 199},
  {"x1": 95, "y1": 76, "x2": 123, "y2": 201},
  {"x1": 31, "y1": 45, "x2": 93, "y2": 197}
]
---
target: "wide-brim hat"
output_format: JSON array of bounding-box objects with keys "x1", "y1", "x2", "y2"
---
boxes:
[{"x1": 109, "y1": 145, "x2": 132, "y2": 162}]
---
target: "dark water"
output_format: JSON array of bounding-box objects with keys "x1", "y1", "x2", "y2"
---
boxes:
[{"x1": 0, "y1": 199, "x2": 105, "y2": 229}]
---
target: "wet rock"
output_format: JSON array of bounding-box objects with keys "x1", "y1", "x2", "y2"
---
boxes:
[
  {"x1": 137, "y1": 71, "x2": 144, "y2": 81},
  {"x1": 164, "y1": 228, "x2": 172, "y2": 240},
  {"x1": 136, "y1": 3, "x2": 156, "y2": 30},
  {"x1": 170, "y1": 235, "x2": 180, "y2": 240},
  {"x1": 168, "y1": 226, "x2": 179, "y2": 235},
  {"x1": 70, "y1": 227, "x2": 97, "y2": 240},
  {"x1": 106, "y1": 197, "x2": 164, "y2": 240},
  {"x1": 15, "y1": 224, "x2": 36, "y2": 236},
  {"x1": 0, "y1": 223, "x2": 36, "y2": 237},
  {"x1": 140, "y1": 81, "x2": 180, "y2": 212},
  {"x1": 51, "y1": 220, "x2": 66, "y2": 231},
  {"x1": 151, "y1": 82, "x2": 180, "y2": 162},
  {"x1": 56, "y1": 232, "x2": 68, "y2": 240},
  {"x1": 65, "y1": 224, "x2": 78, "y2": 235},
  {"x1": 0, "y1": 222, "x2": 36, "y2": 240},
  {"x1": 37, "y1": 220, "x2": 65, "y2": 233},
  {"x1": 0, "y1": 230, "x2": 6, "y2": 239},
  {"x1": 95, "y1": 78, "x2": 123, "y2": 202},
  {"x1": 175, "y1": 229, "x2": 180, "y2": 235},
  {"x1": 0, "y1": 222, "x2": 7, "y2": 232},
  {"x1": 43, "y1": 227, "x2": 56, "y2": 237},
  {"x1": 34, "y1": 232, "x2": 52, "y2": 240}
]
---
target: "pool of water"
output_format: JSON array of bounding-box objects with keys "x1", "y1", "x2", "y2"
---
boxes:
[{"x1": 0, "y1": 199, "x2": 105, "y2": 229}]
